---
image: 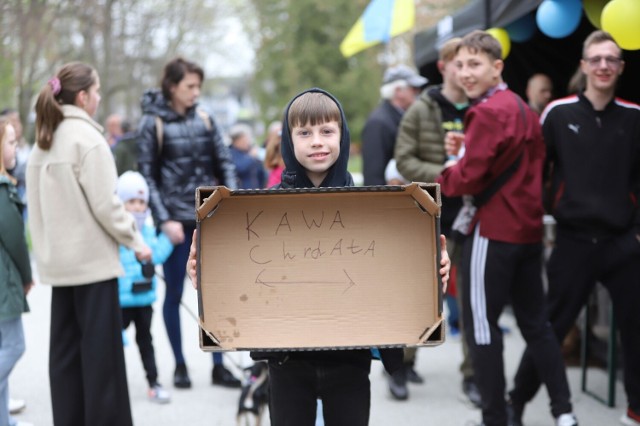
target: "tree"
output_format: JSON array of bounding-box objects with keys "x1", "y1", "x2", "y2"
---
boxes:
[
  {"x1": 0, "y1": 0, "x2": 242, "y2": 137},
  {"x1": 247, "y1": 0, "x2": 384, "y2": 143}
]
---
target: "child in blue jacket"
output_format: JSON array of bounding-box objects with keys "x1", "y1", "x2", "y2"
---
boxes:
[{"x1": 116, "y1": 171, "x2": 174, "y2": 403}]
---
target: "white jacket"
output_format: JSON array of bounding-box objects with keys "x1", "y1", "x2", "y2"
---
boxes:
[{"x1": 27, "y1": 105, "x2": 146, "y2": 286}]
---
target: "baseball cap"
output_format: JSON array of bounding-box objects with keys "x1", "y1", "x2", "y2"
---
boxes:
[{"x1": 382, "y1": 65, "x2": 428, "y2": 87}]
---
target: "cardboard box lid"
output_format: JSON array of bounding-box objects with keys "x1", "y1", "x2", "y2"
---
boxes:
[{"x1": 196, "y1": 183, "x2": 443, "y2": 351}]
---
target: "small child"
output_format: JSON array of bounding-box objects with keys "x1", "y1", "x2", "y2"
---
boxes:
[
  {"x1": 0, "y1": 117, "x2": 34, "y2": 426},
  {"x1": 116, "y1": 171, "x2": 174, "y2": 404}
]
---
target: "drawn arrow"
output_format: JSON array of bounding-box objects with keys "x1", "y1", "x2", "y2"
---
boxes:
[{"x1": 255, "y1": 269, "x2": 356, "y2": 293}]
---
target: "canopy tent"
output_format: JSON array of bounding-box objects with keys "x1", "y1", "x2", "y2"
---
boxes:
[{"x1": 413, "y1": 0, "x2": 640, "y2": 103}]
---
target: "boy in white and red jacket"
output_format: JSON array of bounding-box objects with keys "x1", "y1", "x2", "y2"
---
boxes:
[{"x1": 437, "y1": 30, "x2": 577, "y2": 426}]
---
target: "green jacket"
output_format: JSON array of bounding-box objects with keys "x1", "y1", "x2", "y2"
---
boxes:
[
  {"x1": 0, "y1": 175, "x2": 30, "y2": 320},
  {"x1": 395, "y1": 86, "x2": 447, "y2": 183},
  {"x1": 112, "y1": 133, "x2": 138, "y2": 176}
]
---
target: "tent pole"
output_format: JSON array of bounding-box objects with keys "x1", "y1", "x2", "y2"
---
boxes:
[{"x1": 484, "y1": 0, "x2": 492, "y2": 29}]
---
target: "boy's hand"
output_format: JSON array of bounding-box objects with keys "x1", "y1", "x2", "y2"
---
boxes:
[
  {"x1": 439, "y1": 235, "x2": 450, "y2": 294},
  {"x1": 135, "y1": 244, "x2": 152, "y2": 262},
  {"x1": 187, "y1": 229, "x2": 198, "y2": 289},
  {"x1": 444, "y1": 131, "x2": 465, "y2": 157},
  {"x1": 161, "y1": 220, "x2": 185, "y2": 245}
]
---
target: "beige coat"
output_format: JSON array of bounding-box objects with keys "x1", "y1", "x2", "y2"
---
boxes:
[{"x1": 27, "y1": 105, "x2": 145, "y2": 286}]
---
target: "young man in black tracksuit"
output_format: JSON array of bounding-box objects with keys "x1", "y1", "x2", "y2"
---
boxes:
[{"x1": 509, "y1": 30, "x2": 640, "y2": 426}]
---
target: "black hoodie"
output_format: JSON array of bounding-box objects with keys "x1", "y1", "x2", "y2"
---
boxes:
[
  {"x1": 252, "y1": 88, "x2": 403, "y2": 374},
  {"x1": 278, "y1": 88, "x2": 354, "y2": 189}
]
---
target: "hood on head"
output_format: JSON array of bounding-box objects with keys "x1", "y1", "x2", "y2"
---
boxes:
[
  {"x1": 140, "y1": 89, "x2": 182, "y2": 121},
  {"x1": 280, "y1": 87, "x2": 352, "y2": 188}
]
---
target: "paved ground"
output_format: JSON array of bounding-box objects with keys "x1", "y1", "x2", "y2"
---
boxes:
[{"x1": 10, "y1": 262, "x2": 626, "y2": 426}]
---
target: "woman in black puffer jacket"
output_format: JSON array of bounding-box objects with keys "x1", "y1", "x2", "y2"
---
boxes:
[{"x1": 137, "y1": 58, "x2": 238, "y2": 389}]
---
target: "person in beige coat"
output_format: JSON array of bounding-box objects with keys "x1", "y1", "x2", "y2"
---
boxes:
[{"x1": 26, "y1": 62, "x2": 151, "y2": 426}]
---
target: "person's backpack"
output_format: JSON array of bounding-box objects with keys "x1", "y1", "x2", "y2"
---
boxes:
[{"x1": 154, "y1": 108, "x2": 212, "y2": 155}]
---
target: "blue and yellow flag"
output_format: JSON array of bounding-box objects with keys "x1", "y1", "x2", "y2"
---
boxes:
[{"x1": 340, "y1": 0, "x2": 415, "y2": 58}]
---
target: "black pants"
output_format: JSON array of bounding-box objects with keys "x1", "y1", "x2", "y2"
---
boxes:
[
  {"x1": 462, "y1": 227, "x2": 571, "y2": 426},
  {"x1": 268, "y1": 358, "x2": 371, "y2": 426},
  {"x1": 49, "y1": 279, "x2": 133, "y2": 426},
  {"x1": 122, "y1": 305, "x2": 158, "y2": 387},
  {"x1": 511, "y1": 228, "x2": 640, "y2": 414}
]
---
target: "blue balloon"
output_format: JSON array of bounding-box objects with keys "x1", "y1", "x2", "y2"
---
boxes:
[
  {"x1": 506, "y1": 12, "x2": 537, "y2": 43},
  {"x1": 536, "y1": 0, "x2": 582, "y2": 39}
]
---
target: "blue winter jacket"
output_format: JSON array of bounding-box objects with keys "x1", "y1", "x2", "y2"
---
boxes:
[{"x1": 118, "y1": 224, "x2": 173, "y2": 308}]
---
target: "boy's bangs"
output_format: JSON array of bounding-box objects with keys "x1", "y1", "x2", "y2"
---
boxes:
[{"x1": 288, "y1": 92, "x2": 342, "y2": 129}]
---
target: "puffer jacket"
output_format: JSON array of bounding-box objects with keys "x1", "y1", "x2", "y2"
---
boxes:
[
  {"x1": 395, "y1": 86, "x2": 447, "y2": 183},
  {"x1": 137, "y1": 90, "x2": 238, "y2": 225},
  {"x1": 118, "y1": 223, "x2": 173, "y2": 308},
  {"x1": 0, "y1": 176, "x2": 30, "y2": 320}
]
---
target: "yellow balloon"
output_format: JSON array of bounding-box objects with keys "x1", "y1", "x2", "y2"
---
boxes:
[
  {"x1": 602, "y1": 0, "x2": 640, "y2": 50},
  {"x1": 583, "y1": 0, "x2": 610, "y2": 29},
  {"x1": 487, "y1": 27, "x2": 511, "y2": 59}
]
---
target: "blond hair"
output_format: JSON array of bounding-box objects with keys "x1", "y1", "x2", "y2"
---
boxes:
[
  {"x1": 582, "y1": 30, "x2": 621, "y2": 58},
  {"x1": 439, "y1": 37, "x2": 462, "y2": 62},
  {"x1": 458, "y1": 30, "x2": 502, "y2": 62}
]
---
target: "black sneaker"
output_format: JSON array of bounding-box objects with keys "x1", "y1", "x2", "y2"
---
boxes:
[
  {"x1": 506, "y1": 399, "x2": 524, "y2": 426},
  {"x1": 462, "y1": 377, "x2": 482, "y2": 408},
  {"x1": 174, "y1": 363, "x2": 192, "y2": 389},
  {"x1": 212, "y1": 364, "x2": 241, "y2": 388},
  {"x1": 388, "y1": 368, "x2": 409, "y2": 401},
  {"x1": 406, "y1": 367, "x2": 425, "y2": 384}
]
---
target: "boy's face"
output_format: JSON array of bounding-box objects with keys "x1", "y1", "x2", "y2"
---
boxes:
[
  {"x1": 291, "y1": 120, "x2": 341, "y2": 187},
  {"x1": 440, "y1": 58, "x2": 461, "y2": 89},
  {"x1": 124, "y1": 198, "x2": 148, "y2": 213},
  {"x1": 581, "y1": 40, "x2": 623, "y2": 94},
  {"x1": 454, "y1": 47, "x2": 503, "y2": 99}
]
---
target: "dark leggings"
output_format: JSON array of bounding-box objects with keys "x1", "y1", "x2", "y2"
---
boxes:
[{"x1": 162, "y1": 222, "x2": 223, "y2": 366}]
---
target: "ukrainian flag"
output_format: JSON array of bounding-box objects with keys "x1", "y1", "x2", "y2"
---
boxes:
[{"x1": 340, "y1": 0, "x2": 415, "y2": 58}]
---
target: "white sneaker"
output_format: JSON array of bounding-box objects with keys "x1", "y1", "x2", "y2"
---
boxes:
[
  {"x1": 556, "y1": 413, "x2": 578, "y2": 426},
  {"x1": 148, "y1": 384, "x2": 171, "y2": 404},
  {"x1": 9, "y1": 398, "x2": 26, "y2": 414},
  {"x1": 14, "y1": 422, "x2": 34, "y2": 426},
  {"x1": 621, "y1": 410, "x2": 640, "y2": 426}
]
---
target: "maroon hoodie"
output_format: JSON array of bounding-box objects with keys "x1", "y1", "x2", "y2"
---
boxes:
[{"x1": 437, "y1": 88, "x2": 544, "y2": 244}]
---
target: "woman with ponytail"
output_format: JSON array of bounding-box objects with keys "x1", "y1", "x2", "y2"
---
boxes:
[{"x1": 26, "y1": 62, "x2": 151, "y2": 426}]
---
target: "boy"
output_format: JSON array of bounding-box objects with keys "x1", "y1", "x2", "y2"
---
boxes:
[
  {"x1": 116, "y1": 171, "x2": 174, "y2": 404},
  {"x1": 436, "y1": 31, "x2": 577, "y2": 426},
  {"x1": 188, "y1": 88, "x2": 451, "y2": 425},
  {"x1": 257, "y1": 88, "x2": 396, "y2": 425}
]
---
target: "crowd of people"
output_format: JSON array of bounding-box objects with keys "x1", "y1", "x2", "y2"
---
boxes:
[{"x1": 0, "y1": 27, "x2": 638, "y2": 426}]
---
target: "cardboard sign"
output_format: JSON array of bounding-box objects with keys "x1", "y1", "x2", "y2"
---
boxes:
[{"x1": 196, "y1": 183, "x2": 443, "y2": 351}]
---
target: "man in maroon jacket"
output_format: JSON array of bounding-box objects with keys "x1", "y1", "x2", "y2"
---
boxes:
[{"x1": 437, "y1": 31, "x2": 577, "y2": 426}]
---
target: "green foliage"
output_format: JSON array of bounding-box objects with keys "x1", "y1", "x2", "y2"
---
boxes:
[
  {"x1": 0, "y1": 60, "x2": 15, "y2": 108},
  {"x1": 249, "y1": 0, "x2": 384, "y2": 144}
]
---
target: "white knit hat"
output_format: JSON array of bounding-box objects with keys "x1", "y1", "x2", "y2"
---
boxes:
[{"x1": 117, "y1": 171, "x2": 149, "y2": 203}]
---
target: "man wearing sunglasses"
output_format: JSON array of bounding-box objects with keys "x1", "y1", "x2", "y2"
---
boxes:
[{"x1": 507, "y1": 30, "x2": 640, "y2": 426}]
